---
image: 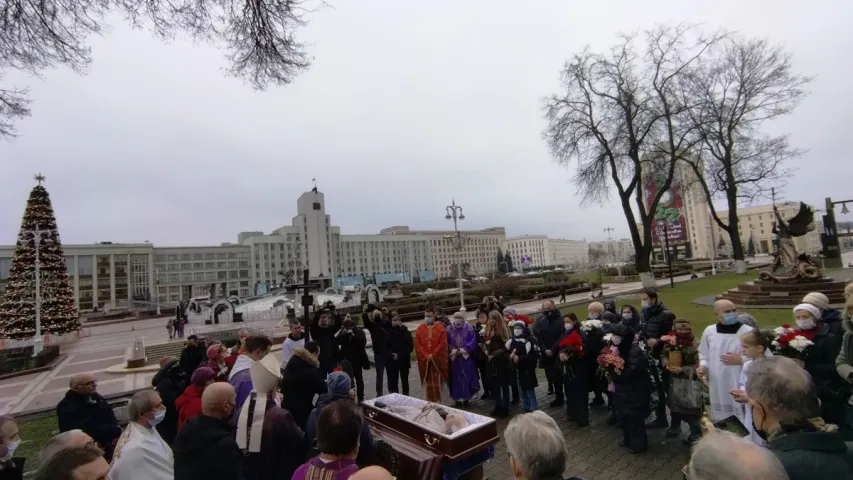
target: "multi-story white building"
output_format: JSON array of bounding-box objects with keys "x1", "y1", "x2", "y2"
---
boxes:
[
  {"x1": 380, "y1": 226, "x2": 506, "y2": 278},
  {"x1": 713, "y1": 202, "x2": 822, "y2": 257},
  {"x1": 588, "y1": 238, "x2": 634, "y2": 263},
  {"x1": 503, "y1": 235, "x2": 588, "y2": 269}
]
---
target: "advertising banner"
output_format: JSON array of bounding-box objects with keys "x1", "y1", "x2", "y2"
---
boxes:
[{"x1": 646, "y1": 178, "x2": 689, "y2": 246}]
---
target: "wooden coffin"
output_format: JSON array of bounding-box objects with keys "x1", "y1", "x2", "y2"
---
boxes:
[{"x1": 362, "y1": 394, "x2": 499, "y2": 462}]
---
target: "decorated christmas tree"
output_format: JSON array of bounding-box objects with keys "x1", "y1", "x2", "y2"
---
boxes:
[{"x1": 0, "y1": 175, "x2": 80, "y2": 339}]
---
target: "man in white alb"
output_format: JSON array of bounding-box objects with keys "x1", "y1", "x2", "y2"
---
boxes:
[
  {"x1": 697, "y1": 300, "x2": 752, "y2": 423},
  {"x1": 109, "y1": 390, "x2": 174, "y2": 480}
]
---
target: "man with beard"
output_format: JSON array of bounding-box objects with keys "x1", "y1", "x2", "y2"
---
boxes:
[
  {"x1": 533, "y1": 300, "x2": 566, "y2": 408},
  {"x1": 336, "y1": 316, "x2": 368, "y2": 402},
  {"x1": 387, "y1": 315, "x2": 414, "y2": 396},
  {"x1": 311, "y1": 304, "x2": 343, "y2": 377}
]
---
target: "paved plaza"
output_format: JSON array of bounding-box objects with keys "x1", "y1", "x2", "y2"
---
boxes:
[{"x1": 0, "y1": 275, "x2": 698, "y2": 416}]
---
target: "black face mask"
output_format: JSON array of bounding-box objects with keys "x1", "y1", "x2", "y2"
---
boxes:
[{"x1": 751, "y1": 402, "x2": 769, "y2": 442}]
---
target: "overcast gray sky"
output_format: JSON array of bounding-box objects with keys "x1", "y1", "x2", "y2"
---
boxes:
[{"x1": 1, "y1": 0, "x2": 850, "y2": 246}]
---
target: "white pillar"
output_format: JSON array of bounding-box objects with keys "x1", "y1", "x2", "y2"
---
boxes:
[{"x1": 109, "y1": 254, "x2": 116, "y2": 308}]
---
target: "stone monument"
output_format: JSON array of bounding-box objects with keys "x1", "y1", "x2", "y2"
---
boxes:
[{"x1": 719, "y1": 202, "x2": 846, "y2": 306}]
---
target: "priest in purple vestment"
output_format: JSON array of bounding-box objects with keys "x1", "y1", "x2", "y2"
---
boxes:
[{"x1": 447, "y1": 311, "x2": 480, "y2": 406}]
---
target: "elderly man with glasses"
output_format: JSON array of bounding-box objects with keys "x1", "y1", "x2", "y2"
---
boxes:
[{"x1": 56, "y1": 372, "x2": 122, "y2": 462}]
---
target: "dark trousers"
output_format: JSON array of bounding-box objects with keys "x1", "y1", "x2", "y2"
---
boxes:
[
  {"x1": 374, "y1": 355, "x2": 386, "y2": 397},
  {"x1": 564, "y1": 373, "x2": 589, "y2": 426},
  {"x1": 620, "y1": 413, "x2": 648, "y2": 453},
  {"x1": 510, "y1": 369, "x2": 519, "y2": 402},
  {"x1": 320, "y1": 358, "x2": 336, "y2": 378},
  {"x1": 352, "y1": 364, "x2": 365, "y2": 401},
  {"x1": 544, "y1": 361, "x2": 563, "y2": 401},
  {"x1": 493, "y1": 383, "x2": 510, "y2": 409},
  {"x1": 478, "y1": 360, "x2": 491, "y2": 396},
  {"x1": 671, "y1": 412, "x2": 701, "y2": 438},
  {"x1": 387, "y1": 364, "x2": 410, "y2": 396},
  {"x1": 654, "y1": 369, "x2": 670, "y2": 423},
  {"x1": 591, "y1": 377, "x2": 605, "y2": 402},
  {"x1": 560, "y1": 294, "x2": 566, "y2": 303}
]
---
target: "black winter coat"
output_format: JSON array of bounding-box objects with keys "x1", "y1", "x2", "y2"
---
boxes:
[
  {"x1": 486, "y1": 336, "x2": 511, "y2": 386},
  {"x1": 507, "y1": 337, "x2": 539, "y2": 390},
  {"x1": 389, "y1": 325, "x2": 414, "y2": 368},
  {"x1": 280, "y1": 347, "x2": 327, "y2": 430},
  {"x1": 640, "y1": 302, "x2": 675, "y2": 356},
  {"x1": 823, "y1": 308, "x2": 845, "y2": 337},
  {"x1": 802, "y1": 324, "x2": 849, "y2": 406},
  {"x1": 336, "y1": 327, "x2": 368, "y2": 368},
  {"x1": 305, "y1": 393, "x2": 377, "y2": 468},
  {"x1": 56, "y1": 390, "x2": 122, "y2": 459},
  {"x1": 768, "y1": 429, "x2": 853, "y2": 480},
  {"x1": 173, "y1": 415, "x2": 243, "y2": 480},
  {"x1": 151, "y1": 363, "x2": 188, "y2": 445},
  {"x1": 584, "y1": 326, "x2": 606, "y2": 392},
  {"x1": 362, "y1": 313, "x2": 392, "y2": 360},
  {"x1": 0, "y1": 458, "x2": 25, "y2": 480},
  {"x1": 179, "y1": 345, "x2": 205, "y2": 378},
  {"x1": 310, "y1": 311, "x2": 342, "y2": 369},
  {"x1": 611, "y1": 345, "x2": 651, "y2": 418},
  {"x1": 534, "y1": 310, "x2": 565, "y2": 364}
]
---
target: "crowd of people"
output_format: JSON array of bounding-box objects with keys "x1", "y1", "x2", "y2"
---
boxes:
[{"x1": 2, "y1": 283, "x2": 852, "y2": 479}]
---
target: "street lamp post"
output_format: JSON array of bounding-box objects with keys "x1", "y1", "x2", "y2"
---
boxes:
[
  {"x1": 18, "y1": 225, "x2": 53, "y2": 356},
  {"x1": 445, "y1": 200, "x2": 467, "y2": 310},
  {"x1": 154, "y1": 267, "x2": 162, "y2": 315}
]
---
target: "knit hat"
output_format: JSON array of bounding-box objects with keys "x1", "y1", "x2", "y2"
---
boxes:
[
  {"x1": 793, "y1": 303, "x2": 822, "y2": 321},
  {"x1": 326, "y1": 371, "x2": 352, "y2": 396},
  {"x1": 207, "y1": 344, "x2": 222, "y2": 360},
  {"x1": 502, "y1": 307, "x2": 517, "y2": 316},
  {"x1": 588, "y1": 302, "x2": 604, "y2": 313},
  {"x1": 191, "y1": 367, "x2": 215, "y2": 386},
  {"x1": 802, "y1": 292, "x2": 830, "y2": 310},
  {"x1": 159, "y1": 356, "x2": 178, "y2": 369},
  {"x1": 673, "y1": 318, "x2": 692, "y2": 329}
]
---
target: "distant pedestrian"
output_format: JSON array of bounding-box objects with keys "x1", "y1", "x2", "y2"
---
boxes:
[{"x1": 166, "y1": 319, "x2": 175, "y2": 339}]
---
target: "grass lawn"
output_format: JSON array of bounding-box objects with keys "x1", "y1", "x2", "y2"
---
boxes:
[
  {"x1": 557, "y1": 271, "x2": 794, "y2": 331},
  {"x1": 15, "y1": 415, "x2": 58, "y2": 473}
]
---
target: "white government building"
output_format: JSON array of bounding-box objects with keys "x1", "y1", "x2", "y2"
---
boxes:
[{"x1": 0, "y1": 188, "x2": 592, "y2": 311}]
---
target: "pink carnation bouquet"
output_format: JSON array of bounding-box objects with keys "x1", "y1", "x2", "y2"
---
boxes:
[{"x1": 596, "y1": 347, "x2": 625, "y2": 380}]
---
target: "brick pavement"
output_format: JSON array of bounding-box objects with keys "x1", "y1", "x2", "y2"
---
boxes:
[{"x1": 356, "y1": 367, "x2": 690, "y2": 480}]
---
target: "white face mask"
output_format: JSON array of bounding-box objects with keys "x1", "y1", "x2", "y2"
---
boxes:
[
  {"x1": 565, "y1": 323, "x2": 573, "y2": 331},
  {"x1": 513, "y1": 328, "x2": 523, "y2": 337},
  {"x1": 425, "y1": 317, "x2": 434, "y2": 325},
  {"x1": 2, "y1": 440, "x2": 20, "y2": 460},
  {"x1": 796, "y1": 318, "x2": 816, "y2": 330},
  {"x1": 611, "y1": 336, "x2": 623, "y2": 346},
  {"x1": 641, "y1": 300, "x2": 650, "y2": 308}
]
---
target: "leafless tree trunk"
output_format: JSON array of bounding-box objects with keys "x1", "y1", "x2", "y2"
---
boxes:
[
  {"x1": 681, "y1": 37, "x2": 811, "y2": 273},
  {"x1": 0, "y1": 0, "x2": 319, "y2": 138},
  {"x1": 543, "y1": 24, "x2": 720, "y2": 287}
]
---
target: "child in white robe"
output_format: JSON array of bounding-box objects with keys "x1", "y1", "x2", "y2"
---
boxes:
[{"x1": 731, "y1": 328, "x2": 772, "y2": 445}]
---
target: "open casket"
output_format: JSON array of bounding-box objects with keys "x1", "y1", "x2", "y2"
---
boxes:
[{"x1": 362, "y1": 394, "x2": 499, "y2": 480}]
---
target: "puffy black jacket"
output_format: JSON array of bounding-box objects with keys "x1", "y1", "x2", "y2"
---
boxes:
[
  {"x1": 173, "y1": 415, "x2": 243, "y2": 480},
  {"x1": 280, "y1": 347, "x2": 327, "y2": 430},
  {"x1": 56, "y1": 390, "x2": 122, "y2": 459},
  {"x1": 336, "y1": 327, "x2": 368, "y2": 367},
  {"x1": 611, "y1": 343, "x2": 651, "y2": 418},
  {"x1": 641, "y1": 302, "x2": 675, "y2": 356},
  {"x1": 768, "y1": 429, "x2": 853, "y2": 480}
]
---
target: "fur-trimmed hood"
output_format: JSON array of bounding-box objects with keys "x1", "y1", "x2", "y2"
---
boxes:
[{"x1": 292, "y1": 347, "x2": 320, "y2": 367}]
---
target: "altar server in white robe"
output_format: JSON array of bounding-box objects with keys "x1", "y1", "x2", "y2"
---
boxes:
[
  {"x1": 109, "y1": 390, "x2": 174, "y2": 480},
  {"x1": 697, "y1": 300, "x2": 753, "y2": 423}
]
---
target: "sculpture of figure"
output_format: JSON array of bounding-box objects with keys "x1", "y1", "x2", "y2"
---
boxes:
[{"x1": 759, "y1": 202, "x2": 821, "y2": 282}]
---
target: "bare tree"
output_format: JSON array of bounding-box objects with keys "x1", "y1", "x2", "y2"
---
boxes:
[
  {"x1": 681, "y1": 37, "x2": 811, "y2": 273},
  {"x1": 0, "y1": 0, "x2": 316, "y2": 138},
  {"x1": 543, "y1": 24, "x2": 720, "y2": 287}
]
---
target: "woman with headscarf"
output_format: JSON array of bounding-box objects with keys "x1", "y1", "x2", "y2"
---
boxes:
[
  {"x1": 175, "y1": 367, "x2": 215, "y2": 432},
  {"x1": 205, "y1": 344, "x2": 230, "y2": 382},
  {"x1": 609, "y1": 324, "x2": 650, "y2": 454},
  {"x1": 792, "y1": 303, "x2": 846, "y2": 426},
  {"x1": 237, "y1": 354, "x2": 306, "y2": 480},
  {"x1": 619, "y1": 304, "x2": 642, "y2": 332}
]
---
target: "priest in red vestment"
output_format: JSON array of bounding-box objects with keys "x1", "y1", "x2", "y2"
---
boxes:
[{"x1": 415, "y1": 308, "x2": 449, "y2": 403}]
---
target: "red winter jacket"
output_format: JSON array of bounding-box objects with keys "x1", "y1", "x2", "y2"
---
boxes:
[
  {"x1": 506, "y1": 314, "x2": 533, "y2": 325},
  {"x1": 175, "y1": 384, "x2": 204, "y2": 432}
]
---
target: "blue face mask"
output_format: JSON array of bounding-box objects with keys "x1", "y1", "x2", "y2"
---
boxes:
[
  {"x1": 622, "y1": 313, "x2": 633, "y2": 321},
  {"x1": 589, "y1": 313, "x2": 600, "y2": 320},
  {"x1": 721, "y1": 312, "x2": 739, "y2": 325},
  {"x1": 150, "y1": 409, "x2": 166, "y2": 426}
]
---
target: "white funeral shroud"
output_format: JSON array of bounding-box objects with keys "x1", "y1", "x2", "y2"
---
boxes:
[
  {"x1": 236, "y1": 354, "x2": 281, "y2": 453},
  {"x1": 363, "y1": 393, "x2": 494, "y2": 439},
  {"x1": 699, "y1": 323, "x2": 752, "y2": 423}
]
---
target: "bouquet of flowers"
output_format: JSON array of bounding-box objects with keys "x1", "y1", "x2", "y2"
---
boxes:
[
  {"x1": 558, "y1": 331, "x2": 585, "y2": 360},
  {"x1": 581, "y1": 319, "x2": 604, "y2": 334},
  {"x1": 773, "y1": 324, "x2": 795, "y2": 337},
  {"x1": 771, "y1": 331, "x2": 814, "y2": 361},
  {"x1": 596, "y1": 347, "x2": 625, "y2": 380},
  {"x1": 659, "y1": 332, "x2": 691, "y2": 367}
]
